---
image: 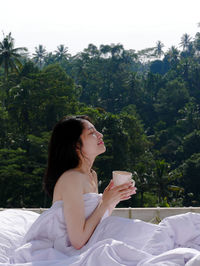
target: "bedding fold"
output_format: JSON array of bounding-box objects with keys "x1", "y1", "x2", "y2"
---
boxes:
[{"x1": 1, "y1": 193, "x2": 200, "y2": 265}]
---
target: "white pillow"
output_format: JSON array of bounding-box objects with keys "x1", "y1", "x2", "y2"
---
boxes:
[{"x1": 0, "y1": 209, "x2": 39, "y2": 263}]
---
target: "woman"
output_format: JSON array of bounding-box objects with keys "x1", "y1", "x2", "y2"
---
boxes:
[
  {"x1": 12, "y1": 115, "x2": 200, "y2": 265},
  {"x1": 44, "y1": 115, "x2": 137, "y2": 250}
]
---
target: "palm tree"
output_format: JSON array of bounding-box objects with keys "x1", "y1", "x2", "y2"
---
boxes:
[
  {"x1": 154, "y1": 40, "x2": 164, "y2": 58},
  {"x1": 179, "y1": 33, "x2": 192, "y2": 51},
  {"x1": 44, "y1": 52, "x2": 57, "y2": 65},
  {"x1": 166, "y1": 46, "x2": 179, "y2": 66},
  {"x1": 0, "y1": 32, "x2": 28, "y2": 80},
  {"x1": 32, "y1": 44, "x2": 47, "y2": 69},
  {"x1": 150, "y1": 160, "x2": 171, "y2": 204},
  {"x1": 194, "y1": 32, "x2": 200, "y2": 52},
  {"x1": 54, "y1": 44, "x2": 70, "y2": 62}
]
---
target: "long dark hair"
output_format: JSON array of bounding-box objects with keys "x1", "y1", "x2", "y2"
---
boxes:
[{"x1": 43, "y1": 115, "x2": 91, "y2": 198}]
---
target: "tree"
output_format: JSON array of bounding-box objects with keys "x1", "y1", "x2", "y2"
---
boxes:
[
  {"x1": 100, "y1": 44, "x2": 111, "y2": 58},
  {"x1": 110, "y1": 43, "x2": 124, "y2": 59},
  {"x1": 137, "y1": 47, "x2": 155, "y2": 62},
  {"x1": 0, "y1": 32, "x2": 27, "y2": 80},
  {"x1": 32, "y1": 44, "x2": 47, "y2": 69},
  {"x1": 44, "y1": 52, "x2": 57, "y2": 66},
  {"x1": 83, "y1": 44, "x2": 100, "y2": 58},
  {"x1": 154, "y1": 79, "x2": 190, "y2": 125},
  {"x1": 194, "y1": 32, "x2": 200, "y2": 53},
  {"x1": 0, "y1": 144, "x2": 50, "y2": 207},
  {"x1": 55, "y1": 44, "x2": 70, "y2": 62},
  {"x1": 0, "y1": 104, "x2": 8, "y2": 147},
  {"x1": 177, "y1": 101, "x2": 200, "y2": 134},
  {"x1": 8, "y1": 64, "x2": 78, "y2": 138},
  {"x1": 179, "y1": 33, "x2": 192, "y2": 51},
  {"x1": 154, "y1": 41, "x2": 165, "y2": 58},
  {"x1": 165, "y1": 46, "x2": 180, "y2": 68},
  {"x1": 150, "y1": 60, "x2": 168, "y2": 75},
  {"x1": 149, "y1": 160, "x2": 174, "y2": 205},
  {"x1": 181, "y1": 130, "x2": 200, "y2": 159},
  {"x1": 178, "y1": 153, "x2": 200, "y2": 206},
  {"x1": 69, "y1": 43, "x2": 136, "y2": 113}
]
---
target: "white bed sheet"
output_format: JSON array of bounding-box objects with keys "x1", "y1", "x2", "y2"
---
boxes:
[
  {"x1": 1, "y1": 196, "x2": 200, "y2": 265},
  {"x1": 0, "y1": 209, "x2": 39, "y2": 263}
]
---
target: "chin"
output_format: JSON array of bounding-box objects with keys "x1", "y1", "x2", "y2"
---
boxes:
[
  {"x1": 96, "y1": 146, "x2": 106, "y2": 156},
  {"x1": 100, "y1": 145, "x2": 106, "y2": 153}
]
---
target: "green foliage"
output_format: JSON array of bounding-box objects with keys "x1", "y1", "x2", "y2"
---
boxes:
[
  {"x1": 177, "y1": 153, "x2": 200, "y2": 206},
  {"x1": 154, "y1": 79, "x2": 190, "y2": 125},
  {"x1": 1, "y1": 30, "x2": 200, "y2": 207},
  {"x1": 0, "y1": 104, "x2": 8, "y2": 147},
  {"x1": 0, "y1": 32, "x2": 27, "y2": 80},
  {"x1": 32, "y1": 45, "x2": 47, "y2": 69},
  {"x1": 182, "y1": 130, "x2": 200, "y2": 158},
  {"x1": 7, "y1": 64, "x2": 78, "y2": 136},
  {"x1": 0, "y1": 148, "x2": 43, "y2": 207}
]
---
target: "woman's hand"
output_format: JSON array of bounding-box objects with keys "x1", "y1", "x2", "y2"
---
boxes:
[{"x1": 102, "y1": 180, "x2": 137, "y2": 212}]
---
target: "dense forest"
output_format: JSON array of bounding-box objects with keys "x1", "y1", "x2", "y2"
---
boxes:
[{"x1": 0, "y1": 30, "x2": 200, "y2": 208}]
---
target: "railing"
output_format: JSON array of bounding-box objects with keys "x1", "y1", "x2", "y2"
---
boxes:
[
  {"x1": 112, "y1": 207, "x2": 200, "y2": 223},
  {"x1": 1, "y1": 207, "x2": 200, "y2": 223}
]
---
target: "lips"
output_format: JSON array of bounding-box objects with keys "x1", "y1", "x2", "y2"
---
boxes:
[{"x1": 98, "y1": 140, "x2": 104, "y2": 145}]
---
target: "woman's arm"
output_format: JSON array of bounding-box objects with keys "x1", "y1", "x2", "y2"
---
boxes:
[
  {"x1": 60, "y1": 172, "x2": 107, "y2": 250},
  {"x1": 60, "y1": 172, "x2": 135, "y2": 250}
]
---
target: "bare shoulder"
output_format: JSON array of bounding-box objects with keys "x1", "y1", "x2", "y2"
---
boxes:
[
  {"x1": 59, "y1": 170, "x2": 83, "y2": 184},
  {"x1": 54, "y1": 170, "x2": 85, "y2": 201}
]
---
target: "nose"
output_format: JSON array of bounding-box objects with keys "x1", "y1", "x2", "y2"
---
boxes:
[{"x1": 97, "y1": 130, "x2": 103, "y2": 138}]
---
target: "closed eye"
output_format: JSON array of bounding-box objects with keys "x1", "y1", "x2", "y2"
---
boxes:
[{"x1": 88, "y1": 127, "x2": 96, "y2": 134}]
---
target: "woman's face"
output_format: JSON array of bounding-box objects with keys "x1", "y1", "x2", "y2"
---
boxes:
[{"x1": 80, "y1": 120, "x2": 106, "y2": 159}]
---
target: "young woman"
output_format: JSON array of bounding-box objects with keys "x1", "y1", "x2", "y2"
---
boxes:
[
  {"x1": 12, "y1": 115, "x2": 200, "y2": 265},
  {"x1": 44, "y1": 115, "x2": 137, "y2": 250}
]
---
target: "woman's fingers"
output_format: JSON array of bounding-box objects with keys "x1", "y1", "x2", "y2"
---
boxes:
[
  {"x1": 120, "y1": 187, "x2": 137, "y2": 199},
  {"x1": 131, "y1": 187, "x2": 137, "y2": 193},
  {"x1": 116, "y1": 183, "x2": 137, "y2": 194},
  {"x1": 111, "y1": 184, "x2": 137, "y2": 201},
  {"x1": 108, "y1": 180, "x2": 115, "y2": 190},
  {"x1": 121, "y1": 196, "x2": 131, "y2": 200},
  {"x1": 114, "y1": 181, "x2": 132, "y2": 191},
  {"x1": 103, "y1": 180, "x2": 137, "y2": 208}
]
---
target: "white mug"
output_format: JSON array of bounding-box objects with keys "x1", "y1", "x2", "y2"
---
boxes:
[{"x1": 112, "y1": 171, "x2": 135, "y2": 186}]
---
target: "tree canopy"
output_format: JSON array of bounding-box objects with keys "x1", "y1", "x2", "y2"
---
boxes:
[{"x1": 1, "y1": 31, "x2": 200, "y2": 207}]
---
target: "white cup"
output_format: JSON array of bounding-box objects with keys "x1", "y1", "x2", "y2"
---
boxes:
[{"x1": 112, "y1": 171, "x2": 135, "y2": 186}]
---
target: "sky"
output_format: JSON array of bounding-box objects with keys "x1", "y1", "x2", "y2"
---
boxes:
[{"x1": 1, "y1": 0, "x2": 200, "y2": 56}]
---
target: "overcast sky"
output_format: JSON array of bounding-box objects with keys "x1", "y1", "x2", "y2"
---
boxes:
[{"x1": 1, "y1": 0, "x2": 200, "y2": 56}]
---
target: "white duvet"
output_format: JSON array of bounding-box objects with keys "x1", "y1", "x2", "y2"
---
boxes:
[{"x1": 1, "y1": 193, "x2": 200, "y2": 265}]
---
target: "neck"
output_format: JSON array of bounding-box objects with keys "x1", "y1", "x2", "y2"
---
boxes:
[{"x1": 77, "y1": 158, "x2": 94, "y2": 174}]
